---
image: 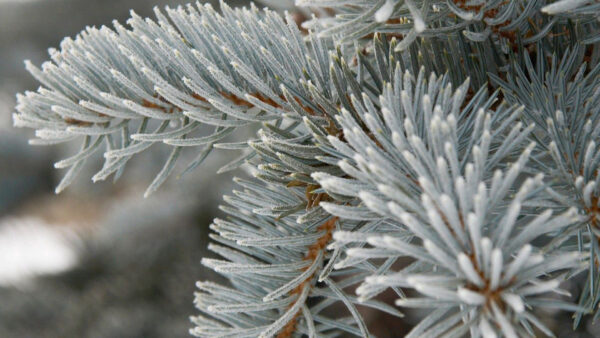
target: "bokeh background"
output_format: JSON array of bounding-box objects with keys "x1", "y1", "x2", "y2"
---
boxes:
[
  {"x1": 0, "y1": 0, "x2": 241, "y2": 337},
  {"x1": 1, "y1": 1, "x2": 600, "y2": 337}
]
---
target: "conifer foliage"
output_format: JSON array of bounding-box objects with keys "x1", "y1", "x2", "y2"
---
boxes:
[{"x1": 12, "y1": 0, "x2": 600, "y2": 336}]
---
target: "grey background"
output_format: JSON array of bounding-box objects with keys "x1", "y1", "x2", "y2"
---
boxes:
[{"x1": 0, "y1": 1, "x2": 238, "y2": 337}]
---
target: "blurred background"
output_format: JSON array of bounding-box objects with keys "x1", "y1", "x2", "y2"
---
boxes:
[
  {"x1": 1, "y1": 1, "x2": 600, "y2": 337},
  {"x1": 0, "y1": 0, "x2": 244, "y2": 336}
]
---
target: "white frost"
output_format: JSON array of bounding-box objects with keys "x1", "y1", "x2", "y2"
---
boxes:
[
  {"x1": 542, "y1": 0, "x2": 592, "y2": 14},
  {"x1": 375, "y1": 0, "x2": 395, "y2": 23}
]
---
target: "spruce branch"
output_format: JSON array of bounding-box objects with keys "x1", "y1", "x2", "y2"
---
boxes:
[
  {"x1": 494, "y1": 45, "x2": 600, "y2": 325},
  {"x1": 299, "y1": 0, "x2": 600, "y2": 47},
  {"x1": 193, "y1": 174, "x2": 402, "y2": 337},
  {"x1": 312, "y1": 64, "x2": 588, "y2": 336},
  {"x1": 10, "y1": 0, "x2": 600, "y2": 336},
  {"x1": 14, "y1": 1, "x2": 334, "y2": 195}
]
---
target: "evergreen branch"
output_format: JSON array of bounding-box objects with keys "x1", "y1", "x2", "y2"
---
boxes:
[{"x1": 14, "y1": 1, "x2": 333, "y2": 194}]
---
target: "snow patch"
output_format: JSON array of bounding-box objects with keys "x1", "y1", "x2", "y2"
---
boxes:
[{"x1": 0, "y1": 217, "x2": 80, "y2": 287}]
